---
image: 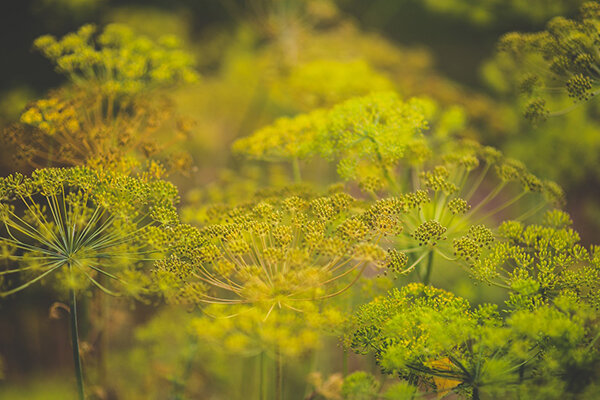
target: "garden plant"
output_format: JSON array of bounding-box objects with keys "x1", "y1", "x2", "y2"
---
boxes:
[{"x1": 0, "y1": 1, "x2": 599, "y2": 400}]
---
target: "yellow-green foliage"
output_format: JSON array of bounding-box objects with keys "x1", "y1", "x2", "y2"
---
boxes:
[
  {"x1": 234, "y1": 92, "x2": 437, "y2": 182},
  {"x1": 233, "y1": 108, "x2": 327, "y2": 163},
  {"x1": 340, "y1": 371, "x2": 419, "y2": 400},
  {"x1": 179, "y1": 3, "x2": 512, "y2": 170},
  {"x1": 484, "y1": 42, "x2": 600, "y2": 187},
  {"x1": 108, "y1": 307, "x2": 230, "y2": 400},
  {"x1": 274, "y1": 59, "x2": 393, "y2": 110}
]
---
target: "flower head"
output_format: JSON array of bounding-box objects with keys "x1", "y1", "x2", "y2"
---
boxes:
[{"x1": 0, "y1": 166, "x2": 179, "y2": 298}]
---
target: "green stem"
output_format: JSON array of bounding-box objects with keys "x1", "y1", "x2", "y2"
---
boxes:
[
  {"x1": 292, "y1": 158, "x2": 302, "y2": 183},
  {"x1": 473, "y1": 191, "x2": 526, "y2": 224},
  {"x1": 403, "y1": 251, "x2": 430, "y2": 275},
  {"x1": 515, "y1": 200, "x2": 548, "y2": 222},
  {"x1": 464, "y1": 164, "x2": 490, "y2": 201},
  {"x1": 275, "y1": 349, "x2": 283, "y2": 400},
  {"x1": 259, "y1": 352, "x2": 265, "y2": 400},
  {"x1": 173, "y1": 338, "x2": 198, "y2": 400},
  {"x1": 585, "y1": 329, "x2": 600, "y2": 351},
  {"x1": 472, "y1": 386, "x2": 480, "y2": 400},
  {"x1": 383, "y1": 167, "x2": 400, "y2": 195},
  {"x1": 422, "y1": 251, "x2": 434, "y2": 286},
  {"x1": 99, "y1": 284, "x2": 109, "y2": 389},
  {"x1": 69, "y1": 286, "x2": 85, "y2": 400},
  {"x1": 303, "y1": 348, "x2": 320, "y2": 398}
]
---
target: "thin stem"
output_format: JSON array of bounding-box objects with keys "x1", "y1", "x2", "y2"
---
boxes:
[
  {"x1": 435, "y1": 248, "x2": 458, "y2": 262},
  {"x1": 403, "y1": 251, "x2": 430, "y2": 276},
  {"x1": 465, "y1": 164, "x2": 490, "y2": 201},
  {"x1": 515, "y1": 200, "x2": 548, "y2": 222},
  {"x1": 292, "y1": 158, "x2": 302, "y2": 183},
  {"x1": 473, "y1": 191, "x2": 526, "y2": 225},
  {"x1": 384, "y1": 169, "x2": 400, "y2": 195},
  {"x1": 303, "y1": 348, "x2": 320, "y2": 399},
  {"x1": 275, "y1": 348, "x2": 283, "y2": 400},
  {"x1": 422, "y1": 251, "x2": 434, "y2": 285},
  {"x1": 259, "y1": 351, "x2": 265, "y2": 400},
  {"x1": 99, "y1": 289, "x2": 109, "y2": 391},
  {"x1": 69, "y1": 282, "x2": 85, "y2": 400},
  {"x1": 0, "y1": 262, "x2": 63, "y2": 297},
  {"x1": 466, "y1": 182, "x2": 506, "y2": 218}
]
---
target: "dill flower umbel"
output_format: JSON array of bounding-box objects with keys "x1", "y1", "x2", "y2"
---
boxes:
[
  {"x1": 0, "y1": 165, "x2": 179, "y2": 298},
  {"x1": 33, "y1": 23, "x2": 198, "y2": 97},
  {"x1": 154, "y1": 191, "x2": 401, "y2": 312},
  {"x1": 233, "y1": 91, "x2": 435, "y2": 184},
  {"x1": 471, "y1": 210, "x2": 600, "y2": 309},
  {"x1": 492, "y1": 1, "x2": 600, "y2": 120},
  {"x1": 3, "y1": 23, "x2": 197, "y2": 169},
  {"x1": 346, "y1": 282, "x2": 600, "y2": 399},
  {"x1": 234, "y1": 92, "x2": 563, "y2": 284},
  {"x1": 0, "y1": 165, "x2": 179, "y2": 399}
]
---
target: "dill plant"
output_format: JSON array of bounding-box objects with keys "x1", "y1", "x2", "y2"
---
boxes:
[
  {"x1": 147, "y1": 90, "x2": 567, "y2": 399},
  {"x1": 273, "y1": 59, "x2": 394, "y2": 111},
  {"x1": 154, "y1": 188, "x2": 407, "y2": 398},
  {"x1": 153, "y1": 175, "x2": 448, "y2": 399},
  {"x1": 0, "y1": 5, "x2": 591, "y2": 399},
  {"x1": 491, "y1": 1, "x2": 600, "y2": 122},
  {"x1": 343, "y1": 211, "x2": 600, "y2": 399},
  {"x1": 3, "y1": 24, "x2": 197, "y2": 169},
  {"x1": 345, "y1": 281, "x2": 600, "y2": 399},
  {"x1": 156, "y1": 181, "x2": 425, "y2": 307},
  {"x1": 478, "y1": 1, "x2": 600, "y2": 246},
  {"x1": 184, "y1": 0, "x2": 510, "y2": 168},
  {"x1": 0, "y1": 165, "x2": 179, "y2": 399},
  {"x1": 471, "y1": 210, "x2": 600, "y2": 308},
  {"x1": 233, "y1": 91, "x2": 563, "y2": 285},
  {"x1": 221, "y1": 89, "x2": 599, "y2": 399}
]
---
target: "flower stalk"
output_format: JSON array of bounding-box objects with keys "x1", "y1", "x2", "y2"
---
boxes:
[{"x1": 69, "y1": 277, "x2": 85, "y2": 400}]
